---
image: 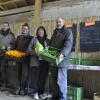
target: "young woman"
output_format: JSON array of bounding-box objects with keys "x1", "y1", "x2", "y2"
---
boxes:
[{"x1": 28, "y1": 26, "x2": 50, "y2": 99}]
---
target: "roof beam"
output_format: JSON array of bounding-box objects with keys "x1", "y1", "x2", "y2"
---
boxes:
[
  {"x1": 0, "y1": 5, "x2": 5, "y2": 10},
  {"x1": 0, "y1": 5, "x2": 34, "y2": 16},
  {"x1": 0, "y1": 0, "x2": 25, "y2": 6},
  {"x1": 34, "y1": 0, "x2": 42, "y2": 29}
]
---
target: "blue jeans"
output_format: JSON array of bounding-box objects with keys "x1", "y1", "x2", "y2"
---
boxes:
[
  {"x1": 57, "y1": 67, "x2": 67, "y2": 100},
  {"x1": 50, "y1": 67, "x2": 67, "y2": 100}
]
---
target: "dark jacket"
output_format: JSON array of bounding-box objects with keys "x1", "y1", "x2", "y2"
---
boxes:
[
  {"x1": 50, "y1": 26, "x2": 73, "y2": 67},
  {"x1": 13, "y1": 34, "x2": 33, "y2": 52},
  {"x1": 12, "y1": 34, "x2": 33, "y2": 63}
]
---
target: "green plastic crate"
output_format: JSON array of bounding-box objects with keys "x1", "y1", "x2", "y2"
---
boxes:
[
  {"x1": 40, "y1": 53, "x2": 59, "y2": 65},
  {"x1": 67, "y1": 86, "x2": 83, "y2": 100},
  {"x1": 70, "y1": 58, "x2": 79, "y2": 65},
  {"x1": 40, "y1": 47, "x2": 63, "y2": 65},
  {"x1": 70, "y1": 58, "x2": 100, "y2": 66},
  {"x1": 80, "y1": 59, "x2": 100, "y2": 66}
]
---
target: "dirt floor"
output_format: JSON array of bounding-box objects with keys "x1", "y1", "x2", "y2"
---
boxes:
[
  {"x1": 0, "y1": 91, "x2": 92, "y2": 100},
  {"x1": 0, "y1": 91, "x2": 32, "y2": 100}
]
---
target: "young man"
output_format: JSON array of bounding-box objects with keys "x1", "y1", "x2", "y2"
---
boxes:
[
  {"x1": 0, "y1": 22, "x2": 15, "y2": 91},
  {"x1": 13, "y1": 23, "x2": 33, "y2": 95},
  {"x1": 50, "y1": 18, "x2": 73, "y2": 100}
]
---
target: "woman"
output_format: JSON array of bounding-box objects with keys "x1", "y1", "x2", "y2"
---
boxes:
[{"x1": 28, "y1": 26, "x2": 50, "y2": 99}]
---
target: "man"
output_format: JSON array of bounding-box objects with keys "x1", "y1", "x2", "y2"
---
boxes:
[
  {"x1": 0, "y1": 22, "x2": 15, "y2": 91},
  {"x1": 50, "y1": 18, "x2": 73, "y2": 100},
  {"x1": 13, "y1": 23, "x2": 33, "y2": 95}
]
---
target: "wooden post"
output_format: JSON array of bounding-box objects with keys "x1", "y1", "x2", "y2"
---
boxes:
[
  {"x1": 34, "y1": 0, "x2": 42, "y2": 34},
  {"x1": 75, "y1": 20, "x2": 80, "y2": 59}
]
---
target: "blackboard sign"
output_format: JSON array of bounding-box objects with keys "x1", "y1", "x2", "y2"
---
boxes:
[
  {"x1": 80, "y1": 21, "x2": 100, "y2": 52},
  {"x1": 67, "y1": 24, "x2": 77, "y2": 52}
]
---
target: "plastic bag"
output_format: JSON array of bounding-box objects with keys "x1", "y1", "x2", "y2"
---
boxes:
[{"x1": 35, "y1": 41, "x2": 44, "y2": 54}]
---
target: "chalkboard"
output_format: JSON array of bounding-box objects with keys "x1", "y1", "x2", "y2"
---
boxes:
[
  {"x1": 80, "y1": 21, "x2": 100, "y2": 52},
  {"x1": 67, "y1": 24, "x2": 77, "y2": 52}
]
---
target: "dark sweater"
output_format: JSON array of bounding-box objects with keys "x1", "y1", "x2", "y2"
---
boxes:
[{"x1": 13, "y1": 35, "x2": 33, "y2": 52}]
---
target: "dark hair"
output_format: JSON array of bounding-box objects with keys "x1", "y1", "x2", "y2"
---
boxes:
[
  {"x1": 22, "y1": 23, "x2": 30, "y2": 29},
  {"x1": 3, "y1": 22, "x2": 9, "y2": 26},
  {"x1": 36, "y1": 26, "x2": 47, "y2": 39}
]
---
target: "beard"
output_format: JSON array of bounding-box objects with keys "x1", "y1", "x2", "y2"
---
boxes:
[{"x1": 57, "y1": 25, "x2": 63, "y2": 29}]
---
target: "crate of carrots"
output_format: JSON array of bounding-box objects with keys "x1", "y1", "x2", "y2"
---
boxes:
[{"x1": 5, "y1": 50, "x2": 26, "y2": 61}]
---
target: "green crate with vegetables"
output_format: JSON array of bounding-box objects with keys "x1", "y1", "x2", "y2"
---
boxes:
[
  {"x1": 67, "y1": 86, "x2": 83, "y2": 100},
  {"x1": 40, "y1": 47, "x2": 63, "y2": 65}
]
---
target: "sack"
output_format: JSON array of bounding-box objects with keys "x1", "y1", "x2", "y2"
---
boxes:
[{"x1": 94, "y1": 93, "x2": 100, "y2": 100}]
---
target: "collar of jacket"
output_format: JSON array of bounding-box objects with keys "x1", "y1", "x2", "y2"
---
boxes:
[
  {"x1": 56, "y1": 26, "x2": 67, "y2": 33},
  {"x1": 0, "y1": 28, "x2": 11, "y2": 36},
  {"x1": 37, "y1": 36, "x2": 46, "y2": 47},
  {"x1": 21, "y1": 32, "x2": 31, "y2": 36}
]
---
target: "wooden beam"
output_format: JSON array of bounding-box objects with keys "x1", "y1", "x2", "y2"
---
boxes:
[
  {"x1": 0, "y1": 5, "x2": 5, "y2": 10},
  {"x1": 14, "y1": 3, "x2": 17, "y2": 8},
  {"x1": 34, "y1": 0, "x2": 42, "y2": 31},
  {"x1": 75, "y1": 22, "x2": 80, "y2": 58},
  {"x1": 0, "y1": 0, "x2": 25, "y2": 5},
  {"x1": 0, "y1": 5, "x2": 34, "y2": 16},
  {"x1": 23, "y1": 0, "x2": 28, "y2": 5}
]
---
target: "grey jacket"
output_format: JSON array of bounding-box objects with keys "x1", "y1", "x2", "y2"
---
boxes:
[
  {"x1": 27, "y1": 37, "x2": 48, "y2": 67},
  {"x1": 27, "y1": 37, "x2": 39, "y2": 67},
  {"x1": 50, "y1": 26, "x2": 73, "y2": 67},
  {"x1": 0, "y1": 29, "x2": 15, "y2": 49}
]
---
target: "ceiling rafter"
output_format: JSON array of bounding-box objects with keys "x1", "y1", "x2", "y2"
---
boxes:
[
  {"x1": 0, "y1": 5, "x2": 5, "y2": 10},
  {"x1": 23, "y1": 0, "x2": 28, "y2": 5},
  {"x1": 0, "y1": 0, "x2": 58, "y2": 11},
  {"x1": 0, "y1": 0, "x2": 25, "y2": 6}
]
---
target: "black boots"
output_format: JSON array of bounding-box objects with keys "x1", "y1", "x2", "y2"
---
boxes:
[{"x1": 0, "y1": 83, "x2": 6, "y2": 91}]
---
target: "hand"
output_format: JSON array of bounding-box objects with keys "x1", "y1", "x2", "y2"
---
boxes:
[
  {"x1": 59, "y1": 54, "x2": 64, "y2": 59},
  {"x1": 58, "y1": 54, "x2": 64, "y2": 63},
  {"x1": 7, "y1": 46, "x2": 11, "y2": 50},
  {"x1": 1, "y1": 46, "x2": 6, "y2": 50},
  {"x1": 45, "y1": 47, "x2": 49, "y2": 51}
]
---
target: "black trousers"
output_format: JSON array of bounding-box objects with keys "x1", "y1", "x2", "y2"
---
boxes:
[
  {"x1": 38, "y1": 60, "x2": 50, "y2": 95},
  {"x1": 30, "y1": 60, "x2": 50, "y2": 94},
  {"x1": 0, "y1": 57, "x2": 8, "y2": 86},
  {"x1": 17, "y1": 59, "x2": 29, "y2": 90},
  {"x1": 49, "y1": 66, "x2": 59, "y2": 100}
]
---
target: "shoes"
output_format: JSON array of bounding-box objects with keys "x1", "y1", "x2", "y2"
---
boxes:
[
  {"x1": 39, "y1": 93, "x2": 52, "y2": 100},
  {"x1": 0, "y1": 84, "x2": 6, "y2": 91},
  {"x1": 20, "y1": 89, "x2": 25, "y2": 95},
  {"x1": 33, "y1": 93, "x2": 40, "y2": 100},
  {"x1": 15, "y1": 88, "x2": 20, "y2": 95}
]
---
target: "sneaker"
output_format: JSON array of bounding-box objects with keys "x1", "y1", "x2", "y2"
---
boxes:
[
  {"x1": 20, "y1": 89, "x2": 25, "y2": 95},
  {"x1": 14, "y1": 87, "x2": 20, "y2": 95},
  {"x1": 0, "y1": 84, "x2": 6, "y2": 91},
  {"x1": 33, "y1": 93, "x2": 40, "y2": 100},
  {"x1": 39, "y1": 93, "x2": 52, "y2": 100}
]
